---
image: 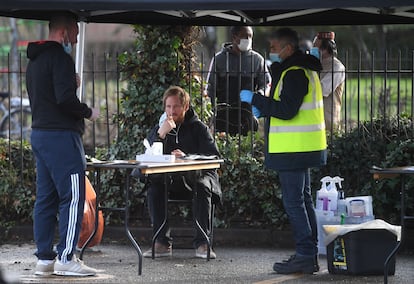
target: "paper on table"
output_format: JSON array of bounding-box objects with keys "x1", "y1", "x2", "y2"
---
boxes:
[
  {"x1": 182, "y1": 154, "x2": 218, "y2": 160},
  {"x1": 103, "y1": 160, "x2": 140, "y2": 165}
]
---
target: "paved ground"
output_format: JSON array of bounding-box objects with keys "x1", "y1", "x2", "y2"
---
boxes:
[{"x1": 1, "y1": 240, "x2": 413, "y2": 284}]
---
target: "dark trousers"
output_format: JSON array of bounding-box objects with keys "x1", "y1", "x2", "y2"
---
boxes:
[
  {"x1": 278, "y1": 168, "x2": 318, "y2": 257},
  {"x1": 146, "y1": 174, "x2": 212, "y2": 249},
  {"x1": 31, "y1": 129, "x2": 86, "y2": 262}
]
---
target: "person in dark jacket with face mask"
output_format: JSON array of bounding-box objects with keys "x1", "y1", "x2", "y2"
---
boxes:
[
  {"x1": 142, "y1": 86, "x2": 221, "y2": 259},
  {"x1": 205, "y1": 26, "x2": 271, "y2": 135},
  {"x1": 240, "y1": 28, "x2": 327, "y2": 274},
  {"x1": 26, "y1": 12, "x2": 99, "y2": 277}
]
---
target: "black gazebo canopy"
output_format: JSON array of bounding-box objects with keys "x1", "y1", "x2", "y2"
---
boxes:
[{"x1": 0, "y1": 0, "x2": 413, "y2": 25}]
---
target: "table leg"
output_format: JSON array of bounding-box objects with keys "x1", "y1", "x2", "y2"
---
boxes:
[
  {"x1": 151, "y1": 174, "x2": 169, "y2": 259},
  {"x1": 193, "y1": 170, "x2": 212, "y2": 261},
  {"x1": 81, "y1": 168, "x2": 143, "y2": 275},
  {"x1": 383, "y1": 175, "x2": 406, "y2": 284},
  {"x1": 80, "y1": 168, "x2": 101, "y2": 260},
  {"x1": 124, "y1": 172, "x2": 142, "y2": 275},
  {"x1": 149, "y1": 172, "x2": 213, "y2": 261}
]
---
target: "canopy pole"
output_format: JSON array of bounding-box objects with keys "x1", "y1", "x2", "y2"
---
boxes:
[{"x1": 75, "y1": 21, "x2": 86, "y2": 101}]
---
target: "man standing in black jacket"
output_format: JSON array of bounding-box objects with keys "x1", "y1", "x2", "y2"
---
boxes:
[{"x1": 26, "y1": 12, "x2": 99, "y2": 277}]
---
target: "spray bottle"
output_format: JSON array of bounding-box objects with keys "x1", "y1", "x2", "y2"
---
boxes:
[
  {"x1": 326, "y1": 176, "x2": 339, "y2": 213},
  {"x1": 334, "y1": 176, "x2": 347, "y2": 216},
  {"x1": 316, "y1": 176, "x2": 331, "y2": 211}
]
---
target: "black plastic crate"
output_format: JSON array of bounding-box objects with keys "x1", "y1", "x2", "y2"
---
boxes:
[{"x1": 327, "y1": 229, "x2": 397, "y2": 275}]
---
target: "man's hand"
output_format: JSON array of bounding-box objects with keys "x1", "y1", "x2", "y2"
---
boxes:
[
  {"x1": 240, "y1": 90, "x2": 254, "y2": 104},
  {"x1": 171, "y1": 149, "x2": 186, "y2": 158},
  {"x1": 158, "y1": 112, "x2": 167, "y2": 127},
  {"x1": 158, "y1": 115, "x2": 176, "y2": 139},
  {"x1": 252, "y1": 106, "x2": 261, "y2": 118},
  {"x1": 88, "y1": 107, "x2": 100, "y2": 121}
]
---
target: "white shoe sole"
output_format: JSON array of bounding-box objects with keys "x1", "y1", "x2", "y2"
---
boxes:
[
  {"x1": 54, "y1": 271, "x2": 96, "y2": 277},
  {"x1": 34, "y1": 271, "x2": 54, "y2": 276}
]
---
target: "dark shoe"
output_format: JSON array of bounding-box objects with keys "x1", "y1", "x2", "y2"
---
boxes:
[
  {"x1": 314, "y1": 255, "x2": 320, "y2": 272},
  {"x1": 278, "y1": 254, "x2": 319, "y2": 273},
  {"x1": 143, "y1": 242, "x2": 172, "y2": 258},
  {"x1": 273, "y1": 255, "x2": 315, "y2": 274}
]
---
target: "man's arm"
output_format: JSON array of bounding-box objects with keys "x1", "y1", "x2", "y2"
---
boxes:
[
  {"x1": 255, "y1": 55, "x2": 272, "y2": 96},
  {"x1": 54, "y1": 54, "x2": 98, "y2": 120},
  {"x1": 320, "y1": 60, "x2": 345, "y2": 97},
  {"x1": 252, "y1": 69, "x2": 308, "y2": 120},
  {"x1": 205, "y1": 56, "x2": 217, "y2": 106},
  {"x1": 197, "y1": 122, "x2": 220, "y2": 156}
]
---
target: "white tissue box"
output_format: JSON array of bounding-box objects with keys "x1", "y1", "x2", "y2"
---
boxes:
[{"x1": 135, "y1": 154, "x2": 175, "y2": 163}]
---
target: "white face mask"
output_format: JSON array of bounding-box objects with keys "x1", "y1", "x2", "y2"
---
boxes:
[{"x1": 238, "y1": 38, "x2": 252, "y2": 52}]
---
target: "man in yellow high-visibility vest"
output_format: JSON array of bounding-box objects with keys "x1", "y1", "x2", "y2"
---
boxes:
[{"x1": 240, "y1": 27, "x2": 327, "y2": 274}]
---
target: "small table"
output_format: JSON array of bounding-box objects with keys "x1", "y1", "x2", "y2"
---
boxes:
[
  {"x1": 138, "y1": 158, "x2": 224, "y2": 260},
  {"x1": 370, "y1": 166, "x2": 414, "y2": 284},
  {"x1": 81, "y1": 160, "x2": 143, "y2": 275},
  {"x1": 81, "y1": 159, "x2": 223, "y2": 274}
]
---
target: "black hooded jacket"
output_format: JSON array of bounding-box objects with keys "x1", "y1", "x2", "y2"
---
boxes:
[
  {"x1": 26, "y1": 41, "x2": 92, "y2": 134},
  {"x1": 252, "y1": 50, "x2": 327, "y2": 170},
  {"x1": 147, "y1": 107, "x2": 222, "y2": 201},
  {"x1": 148, "y1": 107, "x2": 219, "y2": 157}
]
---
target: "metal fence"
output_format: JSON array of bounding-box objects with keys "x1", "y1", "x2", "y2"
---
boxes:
[{"x1": 1, "y1": 50, "x2": 413, "y2": 179}]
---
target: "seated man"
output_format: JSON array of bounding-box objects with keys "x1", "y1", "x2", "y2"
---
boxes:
[{"x1": 142, "y1": 86, "x2": 221, "y2": 259}]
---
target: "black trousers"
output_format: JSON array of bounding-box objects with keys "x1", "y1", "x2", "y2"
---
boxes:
[{"x1": 146, "y1": 174, "x2": 212, "y2": 249}]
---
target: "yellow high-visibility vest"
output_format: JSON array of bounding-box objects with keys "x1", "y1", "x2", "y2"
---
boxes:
[{"x1": 268, "y1": 66, "x2": 326, "y2": 153}]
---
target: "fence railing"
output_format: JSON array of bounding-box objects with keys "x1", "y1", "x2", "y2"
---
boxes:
[{"x1": 1, "y1": 50, "x2": 413, "y2": 183}]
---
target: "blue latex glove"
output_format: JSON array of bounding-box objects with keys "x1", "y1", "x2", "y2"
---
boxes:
[
  {"x1": 240, "y1": 90, "x2": 254, "y2": 104},
  {"x1": 252, "y1": 106, "x2": 261, "y2": 118}
]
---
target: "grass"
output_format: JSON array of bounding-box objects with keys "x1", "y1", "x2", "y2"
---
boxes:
[{"x1": 342, "y1": 75, "x2": 412, "y2": 126}]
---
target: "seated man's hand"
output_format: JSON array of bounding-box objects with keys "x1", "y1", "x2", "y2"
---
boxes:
[
  {"x1": 158, "y1": 112, "x2": 167, "y2": 127},
  {"x1": 240, "y1": 90, "x2": 254, "y2": 104},
  {"x1": 158, "y1": 115, "x2": 176, "y2": 139},
  {"x1": 171, "y1": 149, "x2": 186, "y2": 158}
]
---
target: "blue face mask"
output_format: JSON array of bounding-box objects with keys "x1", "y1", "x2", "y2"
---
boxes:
[
  {"x1": 310, "y1": 47, "x2": 320, "y2": 59},
  {"x1": 62, "y1": 31, "x2": 72, "y2": 55},
  {"x1": 269, "y1": 53, "x2": 282, "y2": 63},
  {"x1": 62, "y1": 42, "x2": 72, "y2": 55}
]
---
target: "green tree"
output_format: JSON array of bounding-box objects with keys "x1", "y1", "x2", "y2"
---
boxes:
[
  {"x1": 95, "y1": 25, "x2": 206, "y2": 222},
  {"x1": 109, "y1": 25, "x2": 203, "y2": 160}
]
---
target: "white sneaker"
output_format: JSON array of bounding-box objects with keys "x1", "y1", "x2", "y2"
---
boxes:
[
  {"x1": 53, "y1": 256, "x2": 97, "y2": 276},
  {"x1": 34, "y1": 260, "x2": 55, "y2": 276}
]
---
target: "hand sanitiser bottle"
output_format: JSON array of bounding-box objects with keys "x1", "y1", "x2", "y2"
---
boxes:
[
  {"x1": 326, "y1": 177, "x2": 338, "y2": 213},
  {"x1": 316, "y1": 176, "x2": 331, "y2": 211}
]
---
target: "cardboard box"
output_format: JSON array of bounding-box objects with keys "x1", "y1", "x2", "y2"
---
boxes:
[{"x1": 327, "y1": 229, "x2": 397, "y2": 275}]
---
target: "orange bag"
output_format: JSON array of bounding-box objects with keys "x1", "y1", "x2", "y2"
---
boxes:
[{"x1": 77, "y1": 177, "x2": 104, "y2": 248}]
